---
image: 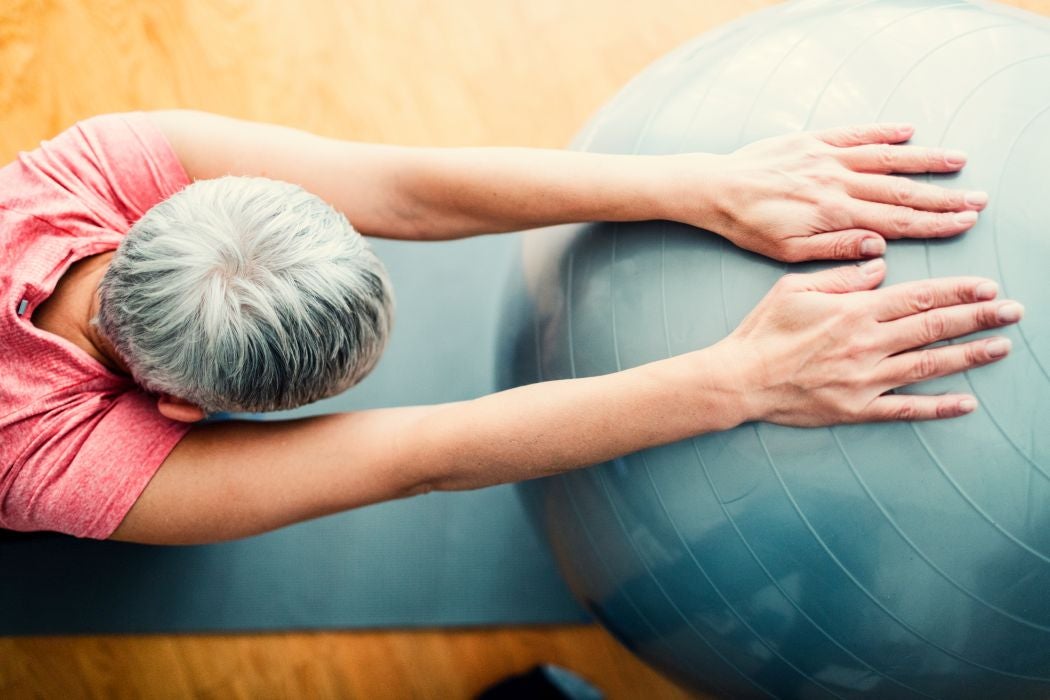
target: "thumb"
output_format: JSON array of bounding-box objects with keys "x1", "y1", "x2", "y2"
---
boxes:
[{"x1": 797, "y1": 258, "x2": 886, "y2": 293}]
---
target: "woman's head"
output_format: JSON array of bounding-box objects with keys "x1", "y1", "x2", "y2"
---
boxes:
[{"x1": 96, "y1": 175, "x2": 394, "y2": 414}]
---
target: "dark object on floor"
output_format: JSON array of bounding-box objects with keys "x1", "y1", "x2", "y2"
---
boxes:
[{"x1": 477, "y1": 664, "x2": 605, "y2": 700}]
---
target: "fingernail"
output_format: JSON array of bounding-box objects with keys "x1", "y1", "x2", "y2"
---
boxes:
[
  {"x1": 997, "y1": 302, "x2": 1024, "y2": 323},
  {"x1": 965, "y1": 191, "x2": 988, "y2": 207},
  {"x1": 945, "y1": 150, "x2": 967, "y2": 166},
  {"x1": 955, "y1": 210, "x2": 979, "y2": 226},
  {"x1": 987, "y1": 338, "x2": 1012, "y2": 357},
  {"x1": 860, "y1": 258, "x2": 885, "y2": 275},
  {"x1": 958, "y1": 398, "x2": 978, "y2": 413},
  {"x1": 860, "y1": 238, "x2": 884, "y2": 256},
  {"x1": 975, "y1": 281, "x2": 998, "y2": 300}
]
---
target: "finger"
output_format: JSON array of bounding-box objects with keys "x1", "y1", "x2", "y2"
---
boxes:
[
  {"x1": 837, "y1": 144, "x2": 967, "y2": 174},
  {"x1": 845, "y1": 173, "x2": 988, "y2": 212},
  {"x1": 849, "y1": 200, "x2": 978, "y2": 240},
  {"x1": 869, "y1": 277, "x2": 1000, "y2": 321},
  {"x1": 788, "y1": 258, "x2": 886, "y2": 293},
  {"x1": 880, "y1": 301, "x2": 1024, "y2": 353},
  {"x1": 817, "y1": 123, "x2": 914, "y2": 147},
  {"x1": 862, "y1": 393, "x2": 978, "y2": 422},
  {"x1": 873, "y1": 336, "x2": 1012, "y2": 388},
  {"x1": 783, "y1": 230, "x2": 885, "y2": 262}
]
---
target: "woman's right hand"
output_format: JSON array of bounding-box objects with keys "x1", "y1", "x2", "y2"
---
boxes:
[{"x1": 714, "y1": 258, "x2": 1023, "y2": 426}]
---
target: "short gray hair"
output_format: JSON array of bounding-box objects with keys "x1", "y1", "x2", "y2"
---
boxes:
[{"x1": 96, "y1": 175, "x2": 394, "y2": 413}]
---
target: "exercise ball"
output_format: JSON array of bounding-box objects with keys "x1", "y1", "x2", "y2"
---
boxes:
[{"x1": 497, "y1": 0, "x2": 1050, "y2": 697}]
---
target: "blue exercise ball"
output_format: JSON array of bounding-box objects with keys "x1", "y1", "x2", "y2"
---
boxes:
[{"x1": 497, "y1": 1, "x2": 1050, "y2": 697}]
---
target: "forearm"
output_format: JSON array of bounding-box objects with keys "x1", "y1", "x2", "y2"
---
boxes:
[
  {"x1": 377, "y1": 148, "x2": 721, "y2": 240},
  {"x1": 406, "y1": 346, "x2": 748, "y2": 491}
]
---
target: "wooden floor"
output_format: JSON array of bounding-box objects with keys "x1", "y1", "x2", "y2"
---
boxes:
[
  {"x1": 0, "y1": 627, "x2": 695, "y2": 699},
  {"x1": 2, "y1": 0, "x2": 1049, "y2": 698}
]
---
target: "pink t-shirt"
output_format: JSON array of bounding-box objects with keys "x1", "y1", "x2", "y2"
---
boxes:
[{"x1": 0, "y1": 112, "x2": 193, "y2": 539}]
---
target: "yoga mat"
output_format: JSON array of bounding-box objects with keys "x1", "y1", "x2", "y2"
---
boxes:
[{"x1": 0, "y1": 233, "x2": 589, "y2": 635}]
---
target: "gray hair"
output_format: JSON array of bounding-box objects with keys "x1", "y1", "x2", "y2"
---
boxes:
[{"x1": 96, "y1": 175, "x2": 395, "y2": 413}]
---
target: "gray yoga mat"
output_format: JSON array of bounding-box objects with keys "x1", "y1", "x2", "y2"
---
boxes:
[{"x1": 0, "y1": 233, "x2": 589, "y2": 635}]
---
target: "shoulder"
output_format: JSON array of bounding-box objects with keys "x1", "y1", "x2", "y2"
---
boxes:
[{"x1": 2, "y1": 112, "x2": 192, "y2": 230}]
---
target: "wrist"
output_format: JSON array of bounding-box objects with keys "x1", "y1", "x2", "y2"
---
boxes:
[
  {"x1": 705, "y1": 339, "x2": 770, "y2": 425},
  {"x1": 641, "y1": 341, "x2": 763, "y2": 434},
  {"x1": 658, "y1": 152, "x2": 732, "y2": 230},
  {"x1": 606, "y1": 153, "x2": 683, "y2": 222}
]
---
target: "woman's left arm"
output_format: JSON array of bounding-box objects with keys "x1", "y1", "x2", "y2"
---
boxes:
[{"x1": 148, "y1": 111, "x2": 985, "y2": 260}]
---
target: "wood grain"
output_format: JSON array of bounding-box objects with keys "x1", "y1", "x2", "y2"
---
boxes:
[
  {"x1": 0, "y1": 0, "x2": 778, "y2": 158},
  {"x1": 0, "y1": 626, "x2": 696, "y2": 699},
  {"x1": 2, "y1": 0, "x2": 1049, "y2": 698}
]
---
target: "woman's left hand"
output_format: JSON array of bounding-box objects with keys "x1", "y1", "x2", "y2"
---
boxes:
[{"x1": 669, "y1": 123, "x2": 988, "y2": 263}]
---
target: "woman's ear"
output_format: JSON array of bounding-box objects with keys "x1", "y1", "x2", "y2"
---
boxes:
[{"x1": 156, "y1": 395, "x2": 207, "y2": 423}]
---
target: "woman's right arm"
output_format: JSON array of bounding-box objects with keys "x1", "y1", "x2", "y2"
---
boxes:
[{"x1": 110, "y1": 259, "x2": 1021, "y2": 546}]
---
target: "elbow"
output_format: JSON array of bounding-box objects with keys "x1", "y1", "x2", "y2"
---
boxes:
[
  {"x1": 404, "y1": 479, "x2": 437, "y2": 497},
  {"x1": 352, "y1": 200, "x2": 441, "y2": 241},
  {"x1": 393, "y1": 403, "x2": 465, "y2": 495},
  {"x1": 353, "y1": 218, "x2": 432, "y2": 241}
]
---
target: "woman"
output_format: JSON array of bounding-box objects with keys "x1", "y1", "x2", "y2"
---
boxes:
[{"x1": 0, "y1": 111, "x2": 1020, "y2": 544}]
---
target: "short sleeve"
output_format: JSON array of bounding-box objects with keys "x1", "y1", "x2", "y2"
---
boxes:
[
  {"x1": 2, "y1": 390, "x2": 192, "y2": 540},
  {"x1": 9, "y1": 111, "x2": 192, "y2": 235},
  {"x1": 0, "y1": 112, "x2": 194, "y2": 540}
]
